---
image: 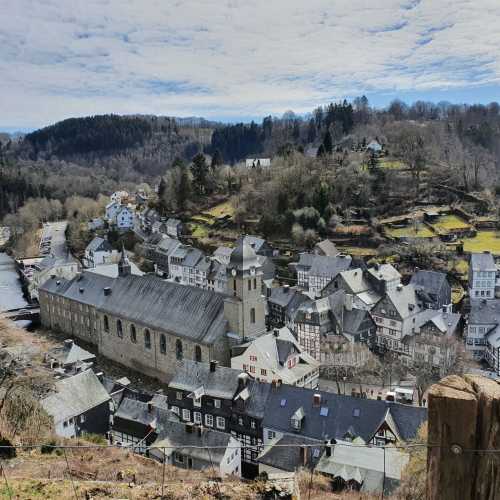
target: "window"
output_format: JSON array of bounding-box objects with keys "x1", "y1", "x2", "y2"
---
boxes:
[
  {"x1": 238, "y1": 417, "x2": 243, "y2": 426},
  {"x1": 144, "y1": 329, "x2": 151, "y2": 349},
  {"x1": 176, "y1": 391, "x2": 183, "y2": 400},
  {"x1": 195, "y1": 345, "x2": 202, "y2": 363},
  {"x1": 182, "y1": 409, "x2": 191, "y2": 421},
  {"x1": 248, "y1": 280, "x2": 251, "y2": 291},
  {"x1": 174, "y1": 452, "x2": 184, "y2": 463},
  {"x1": 193, "y1": 396, "x2": 201, "y2": 407},
  {"x1": 171, "y1": 405, "x2": 180, "y2": 415},
  {"x1": 260, "y1": 369, "x2": 267, "y2": 376},
  {"x1": 116, "y1": 320, "x2": 123, "y2": 338},
  {"x1": 250, "y1": 420, "x2": 256, "y2": 429},
  {"x1": 63, "y1": 421, "x2": 68, "y2": 428},
  {"x1": 267, "y1": 430, "x2": 275, "y2": 440},
  {"x1": 205, "y1": 414, "x2": 214, "y2": 427},
  {"x1": 216, "y1": 416, "x2": 225, "y2": 429},
  {"x1": 160, "y1": 334, "x2": 167, "y2": 355},
  {"x1": 250, "y1": 308, "x2": 256, "y2": 324},
  {"x1": 249, "y1": 365, "x2": 256, "y2": 373},
  {"x1": 130, "y1": 324, "x2": 137, "y2": 343},
  {"x1": 80, "y1": 414, "x2": 85, "y2": 423},
  {"x1": 253, "y1": 278, "x2": 257, "y2": 290},
  {"x1": 243, "y1": 364, "x2": 248, "y2": 371},
  {"x1": 249, "y1": 355, "x2": 257, "y2": 362},
  {"x1": 193, "y1": 412, "x2": 202, "y2": 424},
  {"x1": 103, "y1": 315, "x2": 109, "y2": 332},
  {"x1": 176, "y1": 339, "x2": 183, "y2": 360},
  {"x1": 214, "y1": 399, "x2": 221, "y2": 409}
]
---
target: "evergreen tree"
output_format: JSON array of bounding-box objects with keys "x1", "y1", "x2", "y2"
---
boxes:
[
  {"x1": 176, "y1": 166, "x2": 191, "y2": 211},
  {"x1": 190, "y1": 153, "x2": 209, "y2": 195},
  {"x1": 211, "y1": 149, "x2": 223, "y2": 168},
  {"x1": 316, "y1": 144, "x2": 326, "y2": 158},
  {"x1": 307, "y1": 118, "x2": 317, "y2": 143},
  {"x1": 157, "y1": 177, "x2": 167, "y2": 214},
  {"x1": 323, "y1": 130, "x2": 333, "y2": 155}
]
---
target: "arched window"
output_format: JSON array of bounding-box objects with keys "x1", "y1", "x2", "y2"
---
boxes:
[
  {"x1": 130, "y1": 324, "x2": 137, "y2": 343},
  {"x1": 144, "y1": 329, "x2": 151, "y2": 350},
  {"x1": 103, "y1": 315, "x2": 109, "y2": 332},
  {"x1": 176, "y1": 339, "x2": 183, "y2": 360},
  {"x1": 160, "y1": 334, "x2": 167, "y2": 355},
  {"x1": 117, "y1": 319, "x2": 123, "y2": 338},
  {"x1": 195, "y1": 345, "x2": 202, "y2": 363},
  {"x1": 250, "y1": 308, "x2": 256, "y2": 324}
]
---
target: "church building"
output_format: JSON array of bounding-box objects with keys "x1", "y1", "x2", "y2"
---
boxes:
[{"x1": 39, "y1": 242, "x2": 267, "y2": 381}]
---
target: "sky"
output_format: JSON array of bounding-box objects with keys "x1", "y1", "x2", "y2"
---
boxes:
[{"x1": 2, "y1": 0, "x2": 500, "y2": 131}]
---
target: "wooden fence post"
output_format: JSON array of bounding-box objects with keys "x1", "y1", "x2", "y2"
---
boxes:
[{"x1": 426, "y1": 374, "x2": 500, "y2": 500}]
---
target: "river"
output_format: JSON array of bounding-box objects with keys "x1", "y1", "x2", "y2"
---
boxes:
[{"x1": 0, "y1": 252, "x2": 28, "y2": 312}]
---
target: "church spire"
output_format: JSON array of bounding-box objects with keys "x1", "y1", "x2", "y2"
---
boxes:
[{"x1": 118, "y1": 244, "x2": 131, "y2": 277}]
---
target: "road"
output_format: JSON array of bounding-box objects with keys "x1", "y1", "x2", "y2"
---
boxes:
[{"x1": 39, "y1": 221, "x2": 68, "y2": 257}]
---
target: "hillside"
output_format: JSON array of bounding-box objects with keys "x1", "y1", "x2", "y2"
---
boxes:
[{"x1": 14, "y1": 115, "x2": 215, "y2": 177}]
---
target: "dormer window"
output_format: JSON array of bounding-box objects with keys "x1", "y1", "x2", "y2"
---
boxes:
[{"x1": 291, "y1": 407, "x2": 305, "y2": 431}]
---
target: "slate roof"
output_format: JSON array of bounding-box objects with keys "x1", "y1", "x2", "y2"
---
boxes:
[
  {"x1": 238, "y1": 235, "x2": 267, "y2": 254},
  {"x1": 48, "y1": 341, "x2": 95, "y2": 367},
  {"x1": 153, "y1": 419, "x2": 233, "y2": 465},
  {"x1": 381, "y1": 285, "x2": 423, "y2": 319},
  {"x1": 343, "y1": 308, "x2": 373, "y2": 335},
  {"x1": 268, "y1": 286, "x2": 305, "y2": 310},
  {"x1": 114, "y1": 397, "x2": 158, "y2": 428},
  {"x1": 469, "y1": 299, "x2": 500, "y2": 324},
  {"x1": 309, "y1": 255, "x2": 352, "y2": 278},
  {"x1": 169, "y1": 360, "x2": 244, "y2": 399},
  {"x1": 41, "y1": 370, "x2": 111, "y2": 424},
  {"x1": 157, "y1": 236, "x2": 181, "y2": 254},
  {"x1": 263, "y1": 385, "x2": 427, "y2": 443},
  {"x1": 295, "y1": 253, "x2": 315, "y2": 271},
  {"x1": 366, "y1": 264, "x2": 401, "y2": 283},
  {"x1": 86, "y1": 237, "x2": 113, "y2": 254},
  {"x1": 470, "y1": 252, "x2": 496, "y2": 271},
  {"x1": 213, "y1": 246, "x2": 233, "y2": 259},
  {"x1": 257, "y1": 434, "x2": 323, "y2": 471},
  {"x1": 423, "y1": 311, "x2": 461, "y2": 336},
  {"x1": 337, "y1": 269, "x2": 371, "y2": 294},
  {"x1": 42, "y1": 272, "x2": 228, "y2": 345},
  {"x1": 314, "y1": 240, "x2": 339, "y2": 257},
  {"x1": 86, "y1": 262, "x2": 143, "y2": 278},
  {"x1": 410, "y1": 270, "x2": 449, "y2": 297},
  {"x1": 239, "y1": 380, "x2": 272, "y2": 419}
]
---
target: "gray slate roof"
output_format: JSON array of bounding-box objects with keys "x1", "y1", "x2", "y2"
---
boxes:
[
  {"x1": 41, "y1": 370, "x2": 111, "y2": 424},
  {"x1": 257, "y1": 434, "x2": 323, "y2": 471},
  {"x1": 410, "y1": 270, "x2": 449, "y2": 297},
  {"x1": 343, "y1": 308, "x2": 373, "y2": 335},
  {"x1": 86, "y1": 237, "x2": 113, "y2": 254},
  {"x1": 469, "y1": 299, "x2": 500, "y2": 324},
  {"x1": 309, "y1": 255, "x2": 352, "y2": 278},
  {"x1": 263, "y1": 385, "x2": 427, "y2": 443},
  {"x1": 470, "y1": 252, "x2": 496, "y2": 271},
  {"x1": 169, "y1": 360, "x2": 244, "y2": 399},
  {"x1": 314, "y1": 240, "x2": 339, "y2": 257},
  {"x1": 48, "y1": 341, "x2": 95, "y2": 367},
  {"x1": 42, "y1": 272, "x2": 228, "y2": 345}
]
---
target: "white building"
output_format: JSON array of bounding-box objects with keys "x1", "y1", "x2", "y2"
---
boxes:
[
  {"x1": 114, "y1": 206, "x2": 135, "y2": 230},
  {"x1": 231, "y1": 327, "x2": 320, "y2": 388},
  {"x1": 83, "y1": 237, "x2": 118, "y2": 268},
  {"x1": 245, "y1": 158, "x2": 271, "y2": 168},
  {"x1": 105, "y1": 201, "x2": 122, "y2": 223},
  {"x1": 469, "y1": 252, "x2": 497, "y2": 299}
]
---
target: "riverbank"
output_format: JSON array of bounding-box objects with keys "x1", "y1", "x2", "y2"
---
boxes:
[{"x1": 0, "y1": 252, "x2": 29, "y2": 313}]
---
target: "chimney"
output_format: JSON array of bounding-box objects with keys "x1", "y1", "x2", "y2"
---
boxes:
[
  {"x1": 283, "y1": 285, "x2": 290, "y2": 293},
  {"x1": 64, "y1": 339, "x2": 74, "y2": 349},
  {"x1": 397, "y1": 284, "x2": 403, "y2": 292},
  {"x1": 103, "y1": 287, "x2": 112, "y2": 296},
  {"x1": 79, "y1": 287, "x2": 84, "y2": 294},
  {"x1": 209, "y1": 360, "x2": 218, "y2": 373},
  {"x1": 273, "y1": 329, "x2": 280, "y2": 337},
  {"x1": 238, "y1": 372, "x2": 249, "y2": 390},
  {"x1": 147, "y1": 402, "x2": 153, "y2": 413},
  {"x1": 185, "y1": 422, "x2": 194, "y2": 434},
  {"x1": 300, "y1": 446, "x2": 308, "y2": 466},
  {"x1": 95, "y1": 371, "x2": 104, "y2": 381},
  {"x1": 313, "y1": 393, "x2": 321, "y2": 407}
]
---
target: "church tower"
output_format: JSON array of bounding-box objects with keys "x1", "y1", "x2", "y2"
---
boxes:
[
  {"x1": 118, "y1": 245, "x2": 131, "y2": 277},
  {"x1": 223, "y1": 238, "x2": 266, "y2": 341}
]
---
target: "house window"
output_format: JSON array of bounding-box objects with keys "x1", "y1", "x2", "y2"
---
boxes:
[
  {"x1": 250, "y1": 420, "x2": 256, "y2": 429},
  {"x1": 195, "y1": 345, "x2": 202, "y2": 363},
  {"x1": 238, "y1": 417, "x2": 243, "y2": 426},
  {"x1": 144, "y1": 329, "x2": 151, "y2": 350},
  {"x1": 249, "y1": 355, "x2": 257, "y2": 362},
  {"x1": 205, "y1": 414, "x2": 214, "y2": 427},
  {"x1": 130, "y1": 324, "x2": 137, "y2": 343},
  {"x1": 171, "y1": 406, "x2": 180, "y2": 415},
  {"x1": 103, "y1": 315, "x2": 109, "y2": 332},
  {"x1": 249, "y1": 366, "x2": 256, "y2": 373},
  {"x1": 248, "y1": 280, "x2": 252, "y2": 291},
  {"x1": 193, "y1": 412, "x2": 202, "y2": 424},
  {"x1": 250, "y1": 308, "x2": 256, "y2": 324},
  {"x1": 174, "y1": 452, "x2": 184, "y2": 463},
  {"x1": 193, "y1": 396, "x2": 201, "y2": 407},
  {"x1": 216, "y1": 417, "x2": 225, "y2": 429},
  {"x1": 176, "y1": 339, "x2": 183, "y2": 360},
  {"x1": 214, "y1": 399, "x2": 221, "y2": 409},
  {"x1": 253, "y1": 278, "x2": 257, "y2": 290},
  {"x1": 267, "y1": 430, "x2": 275, "y2": 440},
  {"x1": 182, "y1": 409, "x2": 191, "y2": 421},
  {"x1": 260, "y1": 369, "x2": 267, "y2": 376},
  {"x1": 80, "y1": 415, "x2": 85, "y2": 423},
  {"x1": 160, "y1": 334, "x2": 167, "y2": 355},
  {"x1": 243, "y1": 364, "x2": 248, "y2": 371},
  {"x1": 176, "y1": 392, "x2": 183, "y2": 400},
  {"x1": 116, "y1": 320, "x2": 123, "y2": 338}
]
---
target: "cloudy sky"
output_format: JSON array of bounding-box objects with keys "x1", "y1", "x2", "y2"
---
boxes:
[{"x1": 2, "y1": 0, "x2": 500, "y2": 130}]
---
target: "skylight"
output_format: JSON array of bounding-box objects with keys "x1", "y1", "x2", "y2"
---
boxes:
[
  {"x1": 313, "y1": 448, "x2": 320, "y2": 458},
  {"x1": 353, "y1": 408, "x2": 360, "y2": 417},
  {"x1": 320, "y1": 406, "x2": 329, "y2": 417},
  {"x1": 280, "y1": 399, "x2": 287, "y2": 407}
]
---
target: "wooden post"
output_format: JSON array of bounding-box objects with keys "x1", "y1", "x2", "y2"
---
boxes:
[{"x1": 427, "y1": 374, "x2": 500, "y2": 500}]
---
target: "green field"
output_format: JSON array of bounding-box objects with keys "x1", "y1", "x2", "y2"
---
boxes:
[
  {"x1": 463, "y1": 231, "x2": 500, "y2": 254},
  {"x1": 384, "y1": 223, "x2": 435, "y2": 239},
  {"x1": 206, "y1": 201, "x2": 234, "y2": 218},
  {"x1": 379, "y1": 159, "x2": 406, "y2": 170},
  {"x1": 431, "y1": 214, "x2": 470, "y2": 234}
]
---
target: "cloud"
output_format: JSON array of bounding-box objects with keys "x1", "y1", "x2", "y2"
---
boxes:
[{"x1": 1, "y1": 0, "x2": 500, "y2": 128}]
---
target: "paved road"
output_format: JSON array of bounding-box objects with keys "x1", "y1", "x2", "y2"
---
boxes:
[{"x1": 40, "y1": 221, "x2": 68, "y2": 257}]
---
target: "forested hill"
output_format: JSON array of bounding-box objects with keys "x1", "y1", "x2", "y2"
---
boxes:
[{"x1": 13, "y1": 114, "x2": 216, "y2": 176}]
